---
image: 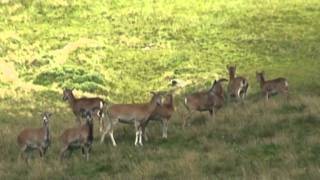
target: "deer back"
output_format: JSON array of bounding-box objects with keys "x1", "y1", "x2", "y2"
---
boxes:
[
  {"x1": 185, "y1": 91, "x2": 215, "y2": 111},
  {"x1": 263, "y1": 77, "x2": 288, "y2": 92}
]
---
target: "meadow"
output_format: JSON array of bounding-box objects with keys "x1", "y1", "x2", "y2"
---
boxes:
[{"x1": 0, "y1": 0, "x2": 320, "y2": 179}]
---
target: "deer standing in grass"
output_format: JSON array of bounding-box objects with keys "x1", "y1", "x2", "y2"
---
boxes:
[
  {"x1": 100, "y1": 92, "x2": 163, "y2": 146},
  {"x1": 256, "y1": 71, "x2": 289, "y2": 101},
  {"x1": 17, "y1": 112, "x2": 52, "y2": 162},
  {"x1": 60, "y1": 109, "x2": 94, "y2": 161},
  {"x1": 147, "y1": 92, "x2": 175, "y2": 139},
  {"x1": 62, "y1": 88, "x2": 105, "y2": 132},
  {"x1": 227, "y1": 65, "x2": 249, "y2": 101},
  {"x1": 184, "y1": 79, "x2": 227, "y2": 127}
]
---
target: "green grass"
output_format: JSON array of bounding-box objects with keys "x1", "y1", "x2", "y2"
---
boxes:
[{"x1": 0, "y1": 0, "x2": 320, "y2": 179}]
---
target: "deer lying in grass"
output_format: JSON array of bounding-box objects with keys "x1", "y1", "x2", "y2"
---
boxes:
[
  {"x1": 256, "y1": 71, "x2": 289, "y2": 101},
  {"x1": 60, "y1": 109, "x2": 94, "y2": 161},
  {"x1": 100, "y1": 92, "x2": 163, "y2": 146},
  {"x1": 227, "y1": 65, "x2": 249, "y2": 101},
  {"x1": 184, "y1": 79, "x2": 227, "y2": 127},
  {"x1": 63, "y1": 88, "x2": 105, "y2": 132},
  {"x1": 17, "y1": 112, "x2": 52, "y2": 162},
  {"x1": 147, "y1": 92, "x2": 175, "y2": 139}
]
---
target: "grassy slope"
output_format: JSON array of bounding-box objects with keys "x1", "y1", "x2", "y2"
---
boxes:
[{"x1": 0, "y1": 0, "x2": 320, "y2": 179}]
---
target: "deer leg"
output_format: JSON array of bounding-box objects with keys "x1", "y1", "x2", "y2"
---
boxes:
[
  {"x1": 100, "y1": 119, "x2": 112, "y2": 144},
  {"x1": 134, "y1": 121, "x2": 140, "y2": 146},
  {"x1": 43, "y1": 147, "x2": 47, "y2": 156},
  {"x1": 60, "y1": 146, "x2": 69, "y2": 161},
  {"x1": 85, "y1": 146, "x2": 90, "y2": 161},
  {"x1": 98, "y1": 111, "x2": 105, "y2": 133},
  {"x1": 100, "y1": 130, "x2": 108, "y2": 144},
  {"x1": 209, "y1": 109, "x2": 213, "y2": 116},
  {"x1": 109, "y1": 129, "x2": 117, "y2": 147},
  {"x1": 19, "y1": 145, "x2": 28, "y2": 162},
  {"x1": 38, "y1": 147, "x2": 44, "y2": 159},
  {"x1": 208, "y1": 108, "x2": 216, "y2": 121},
  {"x1": 139, "y1": 127, "x2": 143, "y2": 146},
  {"x1": 280, "y1": 89, "x2": 289, "y2": 101},
  {"x1": 81, "y1": 146, "x2": 85, "y2": 157},
  {"x1": 183, "y1": 111, "x2": 192, "y2": 128},
  {"x1": 134, "y1": 131, "x2": 139, "y2": 146},
  {"x1": 142, "y1": 126, "x2": 148, "y2": 142},
  {"x1": 162, "y1": 118, "x2": 168, "y2": 139},
  {"x1": 236, "y1": 88, "x2": 242, "y2": 102}
]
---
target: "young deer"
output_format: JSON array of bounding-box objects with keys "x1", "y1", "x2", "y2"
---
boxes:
[
  {"x1": 227, "y1": 65, "x2": 249, "y2": 101},
  {"x1": 184, "y1": 79, "x2": 227, "y2": 127},
  {"x1": 147, "y1": 92, "x2": 175, "y2": 139},
  {"x1": 63, "y1": 88, "x2": 105, "y2": 132},
  {"x1": 60, "y1": 109, "x2": 94, "y2": 161},
  {"x1": 256, "y1": 71, "x2": 289, "y2": 101},
  {"x1": 100, "y1": 92, "x2": 163, "y2": 146},
  {"x1": 17, "y1": 112, "x2": 52, "y2": 161}
]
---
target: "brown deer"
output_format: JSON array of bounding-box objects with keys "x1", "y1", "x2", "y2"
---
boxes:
[
  {"x1": 147, "y1": 92, "x2": 175, "y2": 139},
  {"x1": 17, "y1": 112, "x2": 52, "y2": 162},
  {"x1": 100, "y1": 92, "x2": 163, "y2": 146},
  {"x1": 62, "y1": 88, "x2": 105, "y2": 132},
  {"x1": 60, "y1": 109, "x2": 94, "y2": 161},
  {"x1": 184, "y1": 78, "x2": 227, "y2": 127},
  {"x1": 227, "y1": 65, "x2": 249, "y2": 101},
  {"x1": 256, "y1": 71, "x2": 289, "y2": 101}
]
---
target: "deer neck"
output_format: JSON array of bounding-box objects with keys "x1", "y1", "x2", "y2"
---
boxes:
[
  {"x1": 67, "y1": 94, "x2": 76, "y2": 107},
  {"x1": 212, "y1": 86, "x2": 224, "y2": 98},
  {"x1": 166, "y1": 95, "x2": 173, "y2": 106},
  {"x1": 86, "y1": 121, "x2": 94, "y2": 143},
  {"x1": 229, "y1": 72, "x2": 235, "y2": 80},
  {"x1": 43, "y1": 122, "x2": 49, "y2": 141},
  {"x1": 216, "y1": 88, "x2": 224, "y2": 98},
  {"x1": 259, "y1": 75, "x2": 265, "y2": 88},
  {"x1": 148, "y1": 98, "x2": 158, "y2": 113}
]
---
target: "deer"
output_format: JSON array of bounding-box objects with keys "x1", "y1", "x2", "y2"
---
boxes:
[
  {"x1": 59, "y1": 109, "x2": 94, "y2": 161},
  {"x1": 62, "y1": 88, "x2": 105, "y2": 132},
  {"x1": 100, "y1": 92, "x2": 163, "y2": 146},
  {"x1": 146, "y1": 92, "x2": 175, "y2": 139},
  {"x1": 256, "y1": 71, "x2": 289, "y2": 101},
  {"x1": 17, "y1": 112, "x2": 52, "y2": 162},
  {"x1": 183, "y1": 78, "x2": 227, "y2": 127},
  {"x1": 227, "y1": 65, "x2": 249, "y2": 101}
]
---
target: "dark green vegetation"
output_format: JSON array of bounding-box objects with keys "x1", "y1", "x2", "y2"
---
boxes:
[{"x1": 0, "y1": 0, "x2": 319, "y2": 179}]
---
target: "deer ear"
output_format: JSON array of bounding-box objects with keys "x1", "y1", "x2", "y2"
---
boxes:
[{"x1": 212, "y1": 80, "x2": 217, "y2": 86}]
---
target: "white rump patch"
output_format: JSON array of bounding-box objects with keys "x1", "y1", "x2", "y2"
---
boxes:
[
  {"x1": 184, "y1": 98, "x2": 188, "y2": 105},
  {"x1": 284, "y1": 81, "x2": 288, "y2": 87},
  {"x1": 237, "y1": 88, "x2": 241, "y2": 97},
  {"x1": 100, "y1": 101, "x2": 103, "y2": 109}
]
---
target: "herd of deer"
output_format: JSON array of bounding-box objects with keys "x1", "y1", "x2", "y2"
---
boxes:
[{"x1": 16, "y1": 65, "x2": 289, "y2": 162}]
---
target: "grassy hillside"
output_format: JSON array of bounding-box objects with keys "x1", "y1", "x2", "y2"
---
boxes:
[{"x1": 0, "y1": 0, "x2": 320, "y2": 179}]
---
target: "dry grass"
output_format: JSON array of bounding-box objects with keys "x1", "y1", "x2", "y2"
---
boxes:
[{"x1": 0, "y1": 88, "x2": 319, "y2": 179}]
